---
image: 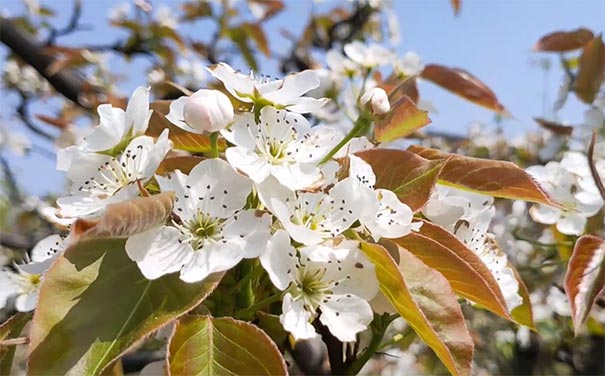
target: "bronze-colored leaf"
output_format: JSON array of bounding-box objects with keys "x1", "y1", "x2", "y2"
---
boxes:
[
  {"x1": 355, "y1": 149, "x2": 446, "y2": 212},
  {"x1": 35, "y1": 114, "x2": 71, "y2": 129},
  {"x1": 565, "y1": 235, "x2": 605, "y2": 334},
  {"x1": 70, "y1": 192, "x2": 174, "y2": 240},
  {"x1": 534, "y1": 117, "x2": 573, "y2": 136},
  {"x1": 0, "y1": 312, "x2": 32, "y2": 375},
  {"x1": 450, "y1": 0, "x2": 461, "y2": 15},
  {"x1": 242, "y1": 22, "x2": 270, "y2": 57},
  {"x1": 156, "y1": 156, "x2": 204, "y2": 175},
  {"x1": 573, "y1": 35, "x2": 605, "y2": 104},
  {"x1": 408, "y1": 145, "x2": 560, "y2": 207},
  {"x1": 374, "y1": 95, "x2": 431, "y2": 142},
  {"x1": 534, "y1": 28, "x2": 594, "y2": 52},
  {"x1": 421, "y1": 64, "x2": 507, "y2": 114}
]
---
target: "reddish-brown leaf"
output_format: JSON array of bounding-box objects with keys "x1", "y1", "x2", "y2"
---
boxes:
[
  {"x1": 374, "y1": 95, "x2": 431, "y2": 142},
  {"x1": 534, "y1": 117, "x2": 573, "y2": 136},
  {"x1": 574, "y1": 35, "x2": 605, "y2": 104},
  {"x1": 509, "y1": 262, "x2": 535, "y2": 330},
  {"x1": 35, "y1": 114, "x2": 71, "y2": 130},
  {"x1": 450, "y1": 0, "x2": 461, "y2": 15},
  {"x1": 242, "y1": 22, "x2": 270, "y2": 57},
  {"x1": 70, "y1": 192, "x2": 174, "y2": 241},
  {"x1": 379, "y1": 75, "x2": 420, "y2": 104},
  {"x1": 421, "y1": 64, "x2": 507, "y2": 114},
  {"x1": 360, "y1": 242, "x2": 474, "y2": 376},
  {"x1": 565, "y1": 235, "x2": 605, "y2": 334},
  {"x1": 146, "y1": 101, "x2": 226, "y2": 153},
  {"x1": 408, "y1": 145, "x2": 559, "y2": 207},
  {"x1": 156, "y1": 156, "x2": 204, "y2": 175},
  {"x1": 392, "y1": 220, "x2": 511, "y2": 320},
  {"x1": 534, "y1": 28, "x2": 594, "y2": 52},
  {"x1": 355, "y1": 149, "x2": 446, "y2": 212}
]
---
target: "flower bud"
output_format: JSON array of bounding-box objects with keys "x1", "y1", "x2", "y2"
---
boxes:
[
  {"x1": 361, "y1": 87, "x2": 390, "y2": 115},
  {"x1": 182, "y1": 89, "x2": 234, "y2": 132}
]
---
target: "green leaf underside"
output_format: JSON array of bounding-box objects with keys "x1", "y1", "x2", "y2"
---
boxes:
[
  {"x1": 355, "y1": 148, "x2": 446, "y2": 212},
  {"x1": 361, "y1": 242, "x2": 473, "y2": 376},
  {"x1": 408, "y1": 145, "x2": 559, "y2": 207},
  {"x1": 168, "y1": 315, "x2": 287, "y2": 376},
  {"x1": 393, "y1": 220, "x2": 510, "y2": 320},
  {"x1": 28, "y1": 238, "x2": 223, "y2": 376},
  {"x1": 0, "y1": 312, "x2": 32, "y2": 375}
]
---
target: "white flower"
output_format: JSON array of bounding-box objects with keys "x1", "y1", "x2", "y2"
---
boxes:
[
  {"x1": 423, "y1": 185, "x2": 522, "y2": 311},
  {"x1": 31, "y1": 234, "x2": 70, "y2": 262},
  {"x1": 258, "y1": 177, "x2": 370, "y2": 245},
  {"x1": 527, "y1": 161, "x2": 602, "y2": 235},
  {"x1": 325, "y1": 49, "x2": 358, "y2": 77},
  {"x1": 348, "y1": 155, "x2": 421, "y2": 240},
  {"x1": 57, "y1": 86, "x2": 153, "y2": 171},
  {"x1": 108, "y1": 2, "x2": 130, "y2": 22},
  {"x1": 126, "y1": 158, "x2": 271, "y2": 283},
  {"x1": 343, "y1": 41, "x2": 395, "y2": 69},
  {"x1": 260, "y1": 230, "x2": 379, "y2": 341},
  {"x1": 177, "y1": 57, "x2": 207, "y2": 87},
  {"x1": 208, "y1": 62, "x2": 328, "y2": 113},
  {"x1": 0, "y1": 258, "x2": 54, "y2": 312},
  {"x1": 166, "y1": 89, "x2": 234, "y2": 133},
  {"x1": 394, "y1": 52, "x2": 424, "y2": 77},
  {"x1": 360, "y1": 87, "x2": 390, "y2": 115},
  {"x1": 57, "y1": 132, "x2": 171, "y2": 219},
  {"x1": 155, "y1": 5, "x2": 177, "y2": 29},
  {"x1": 221, "y1": 107, "x2": 341, "y2": 190}
]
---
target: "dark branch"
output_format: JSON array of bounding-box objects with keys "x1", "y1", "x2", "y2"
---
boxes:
[
  {"x1": 45, "y1": 0, "x2": 84, "y2": 46},
  {"x1": 0, "y1": 16, "x2": 93, "y2": 109},
  {"x1": 16, "y1": 94, "x2": 55, "y2": 141}
]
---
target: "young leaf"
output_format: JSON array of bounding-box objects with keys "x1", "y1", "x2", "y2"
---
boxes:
[
  {"x1": 421, "y1": 64, "x2": 507, "y2": 114},
  {"x1": 391, "y1": 220, "x2": 510, "y2": 320},
  {"x1": 534, "y1": 28, "x2": 594, "y2": 52},
  {"x1": 534, "y1": 117, "x2": 573, "y2": 136},
  {"x1": 374, "y1": 95, "x2": 431, "y2": 142},
  {"x1": 574, "y1": 35, "x2": 605, "y2": 104},
  {"x1": 355, "y1": 149, "x2": 446, "y2": 212},
  {"x1": 147, "y1": 101, "x2": 227, "y2": 153},
  {"x1": 71, "y1": 192, "x2": 175, "y2": 240},
  {"x1": 0, "y1": 312, "x2": 32, "y2": 375},
  {"x1": 360, "y1": 242, "x2": 474, "y2": 376},
  {"x1": 156, "y1": 156, "x2": 205, "y2": 175},
  {"x1": 408, "y1": 145, "x2": 559, "y2": 207},
  {"x1": 509, "y1": 262, "x2": 535, "y2": 330},
  {"x1": 28, "y1": 238, "x2": 223, "y2": 376},
  {"x1": 167, "y1": 315, "x2": 287, "y2": 376},
  {"x1": 564, "y1": 235, "x2": 605, "y2": 335}
]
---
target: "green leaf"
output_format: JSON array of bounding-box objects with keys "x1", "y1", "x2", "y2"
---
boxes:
[
  {"x1": 28, "y1": 238, "x2": 223, "y2": 375},
  {"x1": 0, "y1": 312, "x2": 32, "y2": 375},
  {"x1": 565, "y1": 235, "x2": 605, "y2": 334},
  {"x1": 355, "y1": 149, "x2": 445, "y2": 212},
  {"x1": 168, "y1": 315, "x2": 287, "y2": 375},
  {"x1": 374, "y1": 95, "x2": 431, "y2": 142},
  {"x1": 408, "y1": 145, "x2": 560, "y2": 207},
  {"x1": 360, "y1": 242, "x2": 474, "y2": 376},
  {"x1": 391, "y1": 220, "x2": 511, "y2": 320},
  {"x1": 147, "y1": 101, "x2": 227, "y2": 153}
]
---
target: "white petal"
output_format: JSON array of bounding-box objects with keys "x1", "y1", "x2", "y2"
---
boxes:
[
  {"x1": 259, "y1": 230, "x2": 298, "y2": 291},
  {"x1": 557, "y1": 211, "x2": 587, "y2": 236},
  {"x1": 529, "y1": 204, "x2": 561, "y2": 225},
  {"x1": 157, "y1": 170, "x2": 197, "y2": 220},
  {"x1": 166, "y1": 96, "x2": 197, "y2": 132},
  {"x1": 208, "y1": 63, "x2": 254, "y2": 101},
  {"x1": 126, "y1": 226, "x2": 193, "y2": 280},
  {"x1": 31, "y1": 234, "x2": 66, "y2": 262},
  {"x1": 348, "y1": 155, "x2": 376, "y2": 188},
  {"x1": 126, "y1": 86, "x2": 152, "y2": 135},
  {"x1": 280, "y1": 293, "x2": 317, "y2": 340},
  {"x1": 271, "y1": 163, "x2": 321, "y2": 191},
  {"x1": 15, "y1": 290, "x2": 38, "y2": 312},
  {"x1": 263, "y1": 70, "x2": 320, "y2": 104},
  {"x1": 319, "y1": 294, "x2": 374, "y2": 342},
  {"x1": 180, "y1": 241, "x2": 244, "y2": 283},
  {"x1": 220, "y1": 112, "x2": 257, "y2": 149},
  {"x1": 286, "y1": 97, "x2": 329, "y2": 114},
  {"x1": 225, "y1": 147, "x2": 271, "y2": 184},
  {"x1": 85, "y1": 105, "x2": 126, "y2": 151},
  {"x1": 222, "y1": 211, "x2": 271, "y2": 258},
  {"x1": 363, "y1": 189, "x2": 420, "y2": 240},
  {"x1": 188, "y1": 158, "x2": 252, "y2": 218}
]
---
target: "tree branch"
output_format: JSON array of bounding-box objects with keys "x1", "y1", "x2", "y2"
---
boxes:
[{"x1": 0, "y1": 16, "x2": 94, "y2": 109}]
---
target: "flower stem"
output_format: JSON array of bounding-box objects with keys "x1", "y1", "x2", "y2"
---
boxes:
[
  {"x1": 209, "y1": 131, "x2": 219, "y2": 158},
  {"x1": 346, "y1": 313, "x2": 398, "y2": 375},
  {"x1": 318, "y1": 114, "x2": 373, "y2": 165},
  {"x1": 234, "y1": 293, "x2": 282, "y2": 320}
]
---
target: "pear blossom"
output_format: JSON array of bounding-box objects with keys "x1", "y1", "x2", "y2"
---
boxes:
[
  {"x1": 423, "y1": 185, "x2": 523, "y2": 311},
  {"x1": 57, "y1": 131, "x2": 171, "y2": 219},
  {"x1": 348, "y1": 155, "x2": 421, "y2": 240},
  {"x1": 260, "y1": 230, "x2": 379, "y2": 341},
  {"x1": 221, "y1": 107, "x2": 341, "y2": 190},
  {"x1": 57, "y1": 86, "x2": 153, "y2": 171},
  {"x1": 393, "y1": 51, "x2": 424, "y2": 77},
  {"x1": 126, "y1": 158, "x2": 271, "y2": 283},
  {"x1": 343, "y1": 41, "x2": 395, "y2": 69},
  {"x1": 166, "y1": 89, "x2": 234, "y2": 133},
  {"x1": 258, "y1": 176, "x2": 370, "y2": 245},
  {"x1": 360, "y1": 87, "x2": 390, "y2": 115},
  {"x1": 208, "y1": 62, "x2": 328, "y2": 113},
  {"x1": 527, "y1": 160, "x2": 602, "y2": 235}
]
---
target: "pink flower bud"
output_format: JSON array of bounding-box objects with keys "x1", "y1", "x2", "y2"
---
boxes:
[{"x1": 182, "y1": 90, "x2": 234, "y2": 132}]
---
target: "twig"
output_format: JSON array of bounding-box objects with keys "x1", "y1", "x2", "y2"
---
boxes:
[
  {"x1": 16, "y1": 94, "x2": 54, "y2": 141},
  {"x1": 45, "y1": 0, "x2": 84, "y2": 45},
  {"x1": 587, "y1": 131, "x2": 605, "y2": 202}
]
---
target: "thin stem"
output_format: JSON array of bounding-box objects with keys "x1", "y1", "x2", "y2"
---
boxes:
[
  {"x1": 209, "y1": 132, "x2": 219, "y2": 158},
  {"x1": 347, "y1": 314, "x2": 398, "y2": 375},
  {"x1": 318, "y1": 114, "x2": 372, "y2": 165},
  {"x1": 588, "y1": 131, "x2": 605, "y2": 202},
  {"x1": 233, "y1": 293, "x2": 282, "y2": 319},
  {"x1": 512, "y1": 228, "x2": 572, "y2": 247}
]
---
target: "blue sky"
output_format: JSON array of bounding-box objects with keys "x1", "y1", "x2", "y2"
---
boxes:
[{"x1": 1, "y1": 0, "x2": 604, "y2": 197}]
